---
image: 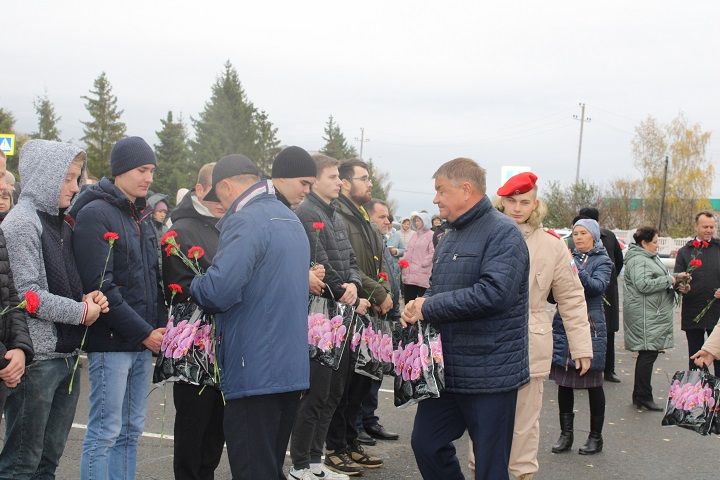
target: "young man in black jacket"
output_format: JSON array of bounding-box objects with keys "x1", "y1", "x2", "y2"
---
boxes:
[
  {"x1": 290, "y1": 153, "x2": 369, "y2": 479},
  {"x1": 71, "y1": 136, "x2": 166, "y2": 480},
  {"x1": 162, "y1": 162, "x2": 226, "y2": 480}
]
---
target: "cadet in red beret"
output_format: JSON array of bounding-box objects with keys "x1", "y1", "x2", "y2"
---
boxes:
[{"x1": 497, "y1": 171, "x2": 538, "y2": 197}]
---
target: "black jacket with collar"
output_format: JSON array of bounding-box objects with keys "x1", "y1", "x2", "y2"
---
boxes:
[{"x1": 295, "y1": 192, "x2": 362, "y2": 301}]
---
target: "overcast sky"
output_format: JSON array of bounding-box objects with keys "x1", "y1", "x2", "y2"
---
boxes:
[{"x1": 3, "y1": 1, "x2": 718, "y2": 216}]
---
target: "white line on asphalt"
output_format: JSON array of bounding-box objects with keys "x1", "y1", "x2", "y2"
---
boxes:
[{"x1": 379, "y1": 388, "x2": 393, "y2": 393}]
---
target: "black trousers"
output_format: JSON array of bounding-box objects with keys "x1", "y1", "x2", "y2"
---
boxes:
[
  {"x1": 686, "y1": 329, "x2": 720, "y2": 375},
  {"x1": 403, "y1": 284, "x2": 426, "y2": 302},
  {"x1": 290, "y1": 347, "x2": 350, "y2": 469},
  {"x1": 411, "y1": 390, "x2": 517, "y2": 480},
  {"x1": 224, "y1": 390, "x2": 301, "y2": 480},
  {"x1": 359, "y1": 379, "x2": 381, "y2": 429},
  {"x1": 173, "y1": 382, "x2": 225, "y2": 480},
  {"x1": 604, "y1": 331, "x2": 616, "y2": 374},
  {"x1": 632, "y1": 350, "x2": 659, "y2": 403},
  {"x1": 325, "y1": 355, "x2": 372, "y2": 452}
]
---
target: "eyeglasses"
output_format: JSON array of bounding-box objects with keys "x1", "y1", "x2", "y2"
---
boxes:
[{"x1": 352, "y1": 176, "x2": 372, "y2": 184}]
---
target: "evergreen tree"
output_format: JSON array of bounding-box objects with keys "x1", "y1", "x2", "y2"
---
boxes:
[
  {"x1": 191, "y1": 61, "x2": 281, "y2": 175},
  {"x1": 32, "y1": 94, "x2": 61, "y2": 141},
  {"x1": 154, "y1": 111, "x2": 193, "y2": 203},
  {"x1": 320, "y1": 116, "x2": 358, "y2": 160},
  {"x1": 0, "y1": 107, "x2": 28, "y2": 172},
  {"x1": 0, "y1": 108, "x2": 14, "y2": 133},
  {"x1": 81, "y1": 72, "x2": 127, "y2": 178}
]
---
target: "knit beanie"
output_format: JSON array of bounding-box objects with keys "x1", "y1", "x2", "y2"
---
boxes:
[
  {"x1": 271, "y1": 146, "x2": 317, "y2": 178},
  {"x1": 573, "y1": 218, "x2": 601, "y2": 244},
  {"x1": 111, "y1": 137, "x2": 157, "y2": 176}
]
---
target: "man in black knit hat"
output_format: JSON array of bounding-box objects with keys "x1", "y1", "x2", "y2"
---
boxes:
[{"x1": 272, "y1": 146, "x2": 325, "y2": 296}]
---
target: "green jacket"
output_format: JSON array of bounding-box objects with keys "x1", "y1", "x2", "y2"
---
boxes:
[
  {"x1": 337, "y1": 195, "x2": 388, "y2": 305},
  {"x1": 622, "y1": 244, "x2": 675, "y2": 351}
]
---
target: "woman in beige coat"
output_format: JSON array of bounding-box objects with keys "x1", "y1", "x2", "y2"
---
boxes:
[{"x1": 468, "y1": 172, "x2": 593, "y2": 480}]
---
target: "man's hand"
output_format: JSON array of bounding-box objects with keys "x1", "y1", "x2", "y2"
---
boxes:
[
  {"x1": 678, "y1": 283, "x2": 691, "y2": 294},
  {"x1": 357, "y1": 298, "x2": 371, "y2": 315},
  {"x1": 142, "y1": 328, "x2": 166, "y2": 354},
  {"x1": 0, "y1": 348, "x2": 26, "y2": 386},
  {"x1": 401, "y1": 297, "x2": 425, "y2": 327},
  {"x1": 575, "y1": 357, "x2": 592, "y2": 376},
  {"x1": 389, "y1": 247, "x2": 398, "y2": 257},
  {"x1": 309, "y1": 270, "x2": 325, "y2": 296},
  {"x1": 339, "y1": 283, "x2": 358, "y2": 306},
  {"x1": 377, "y1": 295, "x2": 393, "y2": 315},
  {"x1": 89, "y1": 290, "x2": 110, "y2": 313},
  {"x1": 691, "y1": 349, "x2": 716, "y2": 368},
  {"x1": 676, "y1": 272, "x2": 692, "y2": 283},
  {"x1": 311, "y1": 264, "x2": 326, "y2": 282}
]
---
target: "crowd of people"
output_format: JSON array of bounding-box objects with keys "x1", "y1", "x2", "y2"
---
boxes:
[{"x1": 0, "y1": 139, "x2": 720, "y2": 480}]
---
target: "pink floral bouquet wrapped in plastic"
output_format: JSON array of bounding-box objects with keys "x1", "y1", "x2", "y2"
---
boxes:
[
  {"x1": 392, "y1": 321, "x2": 445, "y2": 408},
  {"x1": 662, "y1": 369, "x2": 720, "y2": 435},
  {"x1": 353, "y1": 315, "x2": 395, "y2": 380},
  {"x1": 307, "y1": 295, "x2": 354, "y2": 370}
]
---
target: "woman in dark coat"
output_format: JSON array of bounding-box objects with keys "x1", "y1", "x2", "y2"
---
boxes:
[{"x1": 550, "y1": 219, "x2": 612, "y2": 456}]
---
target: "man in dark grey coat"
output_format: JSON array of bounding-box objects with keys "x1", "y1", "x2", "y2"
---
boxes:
[{"x1": 402, "y1": 158, "x2": 529, "y2": 480}]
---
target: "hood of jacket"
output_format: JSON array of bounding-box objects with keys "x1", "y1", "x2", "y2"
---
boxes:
[
  {"x1": 624, "y1": 243, "x2": 655, "y2": 264},
  {"x1": 170, "y1": 190, "x2": 219, "y2": 226},
  {"x1": 411, "y1": 211, "x2": 432, "y2": 232},
  {"x1": 17, "y1": 140, "x2": 85, "y2": 216}
]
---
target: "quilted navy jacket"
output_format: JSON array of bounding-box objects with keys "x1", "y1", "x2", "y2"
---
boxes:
[
  {"x1": 421, "y1": 196, "x2": 530, "y2": 394},
  {"x1": 552, "y1": 244, "x2": 612, "y2": 371}
]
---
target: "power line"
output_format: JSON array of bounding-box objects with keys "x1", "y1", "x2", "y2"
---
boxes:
[{"x1": 573, "y1": 102, "x2": 591, "y2": 185}]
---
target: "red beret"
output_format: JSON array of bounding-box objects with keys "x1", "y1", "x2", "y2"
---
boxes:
[{"x1": 497, "y1": 171, "x2": 538, "y2": 196}]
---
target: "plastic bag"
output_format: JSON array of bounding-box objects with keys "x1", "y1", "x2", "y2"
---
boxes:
[
  {"x1": 392, "y1": 321, "x2": 445, "y2": 408},
  {"x1": 354, "y1": 315, "x2": 395, "y2": 380},
  {"x1": 307, "y1": 295, "x2": 354, "y2": 370},
  {"x1": 153, "y1": 302, "x2": 218, "y2": 389},
  {"x1": 662, "y1": 369, "x2": 720, "y2": 435}
]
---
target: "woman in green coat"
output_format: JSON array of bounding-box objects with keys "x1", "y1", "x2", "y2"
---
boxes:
[{"x1": 623, "y1": 227, "x2": 687, "y2": 411}]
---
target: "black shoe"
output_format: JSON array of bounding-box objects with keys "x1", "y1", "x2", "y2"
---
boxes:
[
  {"x1": 324, "y1": 450, "x2": 364, "y2": 476},
  {"x1": 356, "y1": 428, "x2": 377, "y2": 446},
  {"x1": 634, "y1": 399, "x2": 664, "y2": 411},
  {"x1": 604, "y1": 372, "x2": 621, "y2": 383},
  {"x1": 551, "y1": 413, "x2": 574, "y2": 453},
  {"x1": 348, "y1": 443, "x2": 383, "y2": 468},
  {"x1": 365, "y1": 424, "x2": 399, "y2": 441},
  {"x1": 578, "y1": 415, "x2": 604, "y2": 455}
]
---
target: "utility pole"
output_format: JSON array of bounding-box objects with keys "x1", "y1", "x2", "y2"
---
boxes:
[
  {"x1": 355, "y1": 128, "x2": 370, "y2": 159},
  {"x1": 573, "y1": 103, "x2": 591, "y2": 185},
  {"x1": 658, "y1": 154, "x2": 669, "y2": 233}
]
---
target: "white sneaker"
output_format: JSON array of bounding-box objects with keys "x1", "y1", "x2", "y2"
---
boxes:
[
  {"x1": 288, "y1": 467, "x2": 319, "y2": 480},
  {"x1": 313, "y1": 465, "x2": 350, "y2": 480}
]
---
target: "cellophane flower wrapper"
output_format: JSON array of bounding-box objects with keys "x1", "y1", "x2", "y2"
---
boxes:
[
  {"x1": 354, "y1": 315, "x2": 395, "y2": 380},
  {"x1": 153, "y1": 302, "x2": 218, "y2": 389},
  {"x1": 307, "y1": 295, "x2": 354, "y2": 370},
  {"x1": 392, "y1": 321, "x2": 444, "y2": 409},
  {"x1": 662, "y1": 369, "x2": 720, "y2": 435}
]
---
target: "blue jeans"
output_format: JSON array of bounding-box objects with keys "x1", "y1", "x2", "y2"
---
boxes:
[
  {"x1": 0, "y1": 356, "x2": 80, "y2": 480},
  {"x1": 80, "y1": 351, "x2": 152, "y2": 480}
]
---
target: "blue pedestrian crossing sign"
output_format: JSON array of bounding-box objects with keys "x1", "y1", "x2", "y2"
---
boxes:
[{"x1": 0, "y1": 134, "x2": 15, "y2": 156}]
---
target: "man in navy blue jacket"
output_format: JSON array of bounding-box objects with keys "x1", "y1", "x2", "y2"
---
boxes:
[
  {"x1": 190, "y1": 154, "x2": 310, "y2": 480},
  {"x1": 71, "y1": 136, "x2": 167, "y2": 480},
  {"x1": 402, "y1": 158, "x2": 530, "y2": 480}
]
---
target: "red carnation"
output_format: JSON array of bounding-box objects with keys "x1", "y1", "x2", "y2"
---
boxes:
[
  {"x1": 378, "y1": 272, "x2": 389, "y2": 283},
  {"x1": 160, "y1": 230, "x2": 178, "y2": 246},
  {"x1": 312, "y1": 222, "x2": 325, "y2": 231},
  {"x1": 702, "y1": 240, "x2": 710, "y2": 248},
  {"x1": 398, "y1": 259, "x2": 410, "y2": 269},
  {"x1": 692, "y1": 239, "x2": 701, "y2": 249},
  {"x1": 188, "y1": 246, "x2": 205, "y2": 260},
  {"x1": 168, "y1": 283, "x2": 183, "y2": 295},
  {"x1": 690, "y1": 258, "x2": 702, "y2": 268},
  {"x1": 164, "y1": 243, "x2": 180, "y2": 257},
  {"x1": 103, "y1": 232, "x2": 120, "y2": 243},
  {"x1": 23, "y1": 291, "x2": 40, "y2": 314}
]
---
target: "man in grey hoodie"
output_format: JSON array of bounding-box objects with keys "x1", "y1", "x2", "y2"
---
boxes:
[{"x1": 0, "y1": 140, "x2": 108, "y2": 479}]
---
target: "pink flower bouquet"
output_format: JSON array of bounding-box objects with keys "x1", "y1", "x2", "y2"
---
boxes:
[{"x1": 662, "y1": 369, "x2": 720, "y2": 435}]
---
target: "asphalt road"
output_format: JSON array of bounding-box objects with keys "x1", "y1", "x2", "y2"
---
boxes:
[{"x1": 3, "y1": 302, "x2": 719, "y2": 479}]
